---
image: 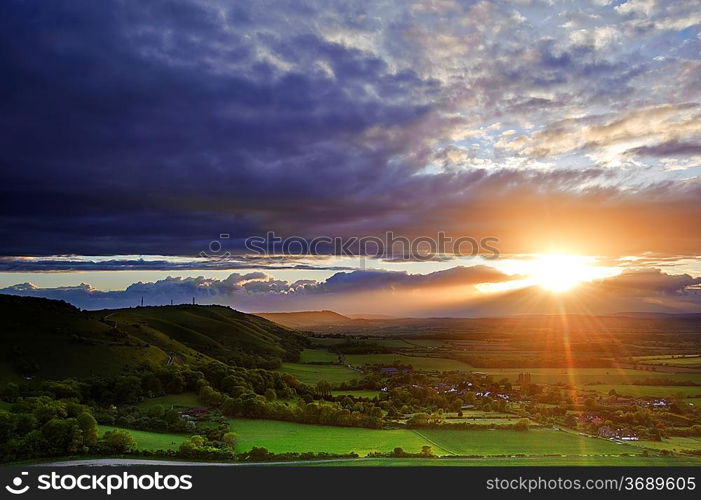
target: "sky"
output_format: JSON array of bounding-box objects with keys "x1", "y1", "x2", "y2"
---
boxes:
[{"x1": 1, "y1": 0, "x2": 700, "y2": 315}]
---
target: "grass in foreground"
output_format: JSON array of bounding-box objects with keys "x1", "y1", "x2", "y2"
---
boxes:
[
  {"x1": 228, "y1": 419, "x2": 427, "y2": 455},
  {"x1": 304, "y1": 456, "x2": 701, "y2": 466},
  {"x1": 227, "y1": 419, "x2": 638, "y2": 457}
]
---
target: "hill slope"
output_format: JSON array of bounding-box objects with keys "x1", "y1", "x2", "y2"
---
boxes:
[{"x1": 0, "y1": 294, "x2": 306, "y2": 380}]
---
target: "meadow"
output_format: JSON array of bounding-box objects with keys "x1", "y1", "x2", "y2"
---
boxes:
[
  {"x1": 228, "y1": 418, "x2": 427, "y2": 455},
  {"x1": 585, "y1": 384, "x2": 701, "y2": 398},
  {"x1": 307, "y1": 456, "x2": 701, "y2": 466},
  {"x1": 98, "y1": 425, "x2": 188, "y2": 451},
  {"x1": 635, "y1": 355, "x2": 701, "y2": 367},
  {"x1": 626, "y1": 436, "x2": 701, "y2": 452},
  {"x1": 137, "y1": 393, "x2": 200, "y2": 410},
  {"x1": 345, "y1": 353, "x2": 472, "y2": 371},
  {"x1": 330, "y1": 390, "x2": 381, "y2": 399},
  {"x1": 299, "y1": 349, "x2": 339, "y2": 363},
  {"x1": 479, "y1": 367, "x2": 701, "y2": 385},
  {"x1": 227, "y1": 419, "x2": 637, "y2": 457},
  {"x1": 277, "y1": 362, "x2": 359, "y2": 384}
]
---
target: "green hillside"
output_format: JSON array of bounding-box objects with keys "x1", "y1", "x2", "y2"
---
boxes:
[{"x1": 0, "y1": 294, "x2": 306, "y2": 381}]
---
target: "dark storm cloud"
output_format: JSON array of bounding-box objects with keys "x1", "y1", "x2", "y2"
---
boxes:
[
  {"x1": 1, "y1": 0, "x2": 700, "y2": 258},
  {"x1": 0, "y1": 256, "x2": 356, "y2": 272},
  {"x1": 0, "y1": 0, "x2": 439, "y2": 255}
]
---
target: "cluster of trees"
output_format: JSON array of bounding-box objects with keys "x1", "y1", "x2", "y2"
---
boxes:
[
  {"x1": 220, "y1": 394, "x2": 384, "y2": 428},
  {"x1": 0, "y1": 397, "x2": 137, "y2": 462},
  {"x1": 94, "y1": 404, "x2": 195, "y2": 434},
  {"x1": 329, "y1": 342, "x2": 390, "y2": 355},
  {"x1": 404, "y1": 412, "x2": 531, "y2": 431},
  {"x1": 238, "y1": 447, "x2": 359, "y2": 462},
  {"x1": 0, "y1": 362, "x2": 306, "y2": 410},
  {"x1": 367, "y1": 446, "x2": 435, "y2": 458},
  {"x1": 177, "y1": 434, "x2": 236, "y2": 460}
]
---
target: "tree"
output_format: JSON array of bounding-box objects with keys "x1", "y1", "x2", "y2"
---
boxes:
[
  {"x1": 147, "y1": 404, "x2": 165, "y2": 419},
  {"x1": 514, "y1": 418, "x2": 530, "y2": 431},
  {"x1": 101, "y1": 429, "x2": 137, "y2": 453},
  {"x1": 77, "y1": 412, "x2": 99, "y2": 447},
  {"x1": 316, "y1": 380, "x2": 332, "y2": 397},
  {"x1": 198, "y1": 385, "x2": 223, "y2": 406},
  {"x1": 420, "y1": 445, "x2": 434, "y2": 457},
  {"x1": 221, "y1": 432, "x2": 238, "y2": 449}
]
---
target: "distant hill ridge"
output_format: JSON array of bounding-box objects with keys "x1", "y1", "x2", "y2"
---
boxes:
[{"x1": 255, "y1": 310, "x2": 352, "y2": 329}]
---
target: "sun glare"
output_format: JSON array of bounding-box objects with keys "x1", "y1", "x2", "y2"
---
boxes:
[{"x1": 528, "y1": 254, "x2": 605, "y2": 292}]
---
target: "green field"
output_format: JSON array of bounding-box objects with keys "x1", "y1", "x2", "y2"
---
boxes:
[
  {"x1": 98, "y1": 425, "x2": 189, "y2": 451},
  {"x1": 299, "y1": 349, "x2": 339, "y2": 363},
  {"x1": 626, "y1": 436, "x2": 701, "y2": 452},
  {"x1": 412, "y1": 428, "x2": 637, "y2": 456},
  {"x1": 480, "y1": 368, "x2": 701, "y2": 385},
  {"x1": 307, "y1": 456, "x2": 701, "y2": 466},
  {"x1": 442, "y1": 418, "x2": 525, "y2": 425},
  {"x1": 635, "y1": 355, "x2": 701, "y2": 367},
  {"x1": 366, "y1": 339, "x2": 414, "y2": 348},
  {"x1": 330, "y1": 390, "x2": 381, "y2": 399},
  {"x1": 277, "y1": 363, "x2": 359, "y2": 384},
  {"x1": 586, "y1": 385, "x2": 701, "y2": 398},
  {"x1": 308, "y1": 338, "x2": 348, "y2": 347},
  {"x1": 227, "y1": 419, "x2": 638, "y2": 457},
  {"x1": 228, "y1": 419, "x2": 427, "y2": 455},
  {"x1": 345, "y1": 354, "x2": 472, "y2": 371},
  {"x1": 0, "y1": 400, "x2": 12, "y2": 411},
  {"x1": 137, "y1": 392, "x2": 200, "y2": 410}
]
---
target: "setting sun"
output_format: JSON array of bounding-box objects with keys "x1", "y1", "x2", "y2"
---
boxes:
[{"x1": 528, "y1": 254, "x2": 614, "y2": 292}]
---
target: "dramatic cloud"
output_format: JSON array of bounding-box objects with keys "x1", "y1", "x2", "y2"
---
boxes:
[
  {"x1": 3, "y1": 266, "x2": 699, "y2": 316},
  {"x1": 0, "y1": 0, "x2": 699, "y2": 258}
]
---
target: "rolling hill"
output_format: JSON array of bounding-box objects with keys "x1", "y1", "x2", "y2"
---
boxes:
[{"x1": 0, "y1": 294, "x2": 306, "y2": 381}]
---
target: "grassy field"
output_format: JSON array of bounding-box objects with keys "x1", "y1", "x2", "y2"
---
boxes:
[
  {"x1": 228, "y1": 419, "x2": 428, "y2": 455},
  {"x1": 277, "y1": 363, "x2": 359, "y2": 384},
  {"x1": 635, "y1": 355, "x2": 701, "y2": 367},
  {"x1": 366, "y1": 339, "x2": 415, "y2": 348},
  {"x1": 402, "y1": 339, "x2": 449, "y2": 348},
  {"x1": 98, "y1": 425, "x2": 189, "y2": 451},
  {"x1": 442, "y1": 418, "x2": 525, "y2": 425},
  {"x1": 330, "y1": 390, "x2": 381, "y2": 399},
  {"x1": 0, "y1": 400, "x2": 12, "y2": 411},
  {"x1": 480, "y1": 368, "x2": 701, "y2": 385},
  {"x1": 586, "y1": 385, "x2": 701, "y2": 398},
  {"x1": 299, "y1": 349, "x2": 339, "y2": 363},
  {"x1": 227, "y1": 419, "x2": 637, "y2": 457},
  {"x1": 307, "y1": 456, "x2": 701, "y2": 466},
  {"x1": 412, "y1": 428, "x2": 637, "y2": 456},
  {"x1": 626, "y1": 436, "x2": 701, "y2": 452},
  {"x1": 137, "y1": 392, "x2": 200, "y2": 410},
  {"x1": 345, "y1": 354, "x2": 472, "y2": 371}
]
